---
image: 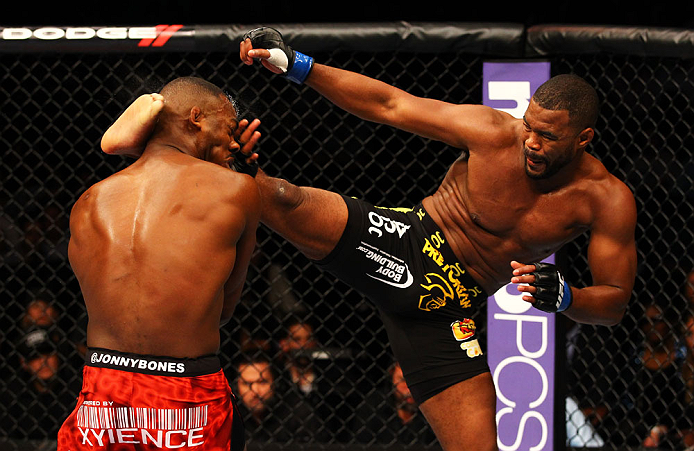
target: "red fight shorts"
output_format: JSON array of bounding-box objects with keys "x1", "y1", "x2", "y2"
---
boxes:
[{"x1": 58, "y1": 348, "x2": 245, "y2": 451}]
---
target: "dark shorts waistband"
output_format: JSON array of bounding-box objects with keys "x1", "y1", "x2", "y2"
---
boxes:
[
  {"x1": 410, "y1": 203, "x2": 469, "y2": 271},
  {"x1": 86, "y1": 347, "x2": 221, "y2": 377},
  {"x1": 412, "y1": 203, "x2": 439, "y2": 233}
]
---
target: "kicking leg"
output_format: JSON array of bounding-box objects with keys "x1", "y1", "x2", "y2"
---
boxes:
[
  {"x1": 419, "y1": 372, "x2": 499, "y2": 451},
  {"x1": 256, "y1": 170, "x2": 347, "y2": 261}
]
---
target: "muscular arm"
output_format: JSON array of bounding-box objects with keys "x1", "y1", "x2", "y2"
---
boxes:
[
  {"x1": 241, "y1": 39, "x2": 509, "y2": 150},
  {"x1": 563, "y1": 183, "x2": 637, "y2": 325},
  {"x1": 305, "y1": 63, "x2": 510, "y2": 150}
]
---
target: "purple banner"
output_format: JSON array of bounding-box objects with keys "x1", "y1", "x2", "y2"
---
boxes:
[{"x1": 483, "y1": 61, "x2": 555, "y2": 451}]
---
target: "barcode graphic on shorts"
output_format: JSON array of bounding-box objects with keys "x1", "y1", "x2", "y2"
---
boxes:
[{"x1": 76, "y1": 405, "x2": 208, "y2": 430}]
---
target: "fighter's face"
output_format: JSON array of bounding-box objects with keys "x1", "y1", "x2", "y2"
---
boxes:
[
  {"x1": 202, "y1": 97, "x2": 240, "y2": 168},
  {"x1": 521, "y1": 100, "x2": 584, "y2": 179}
]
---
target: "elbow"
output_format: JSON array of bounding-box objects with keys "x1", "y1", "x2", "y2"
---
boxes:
[
  {"x1": 564, "y1": 289, "x2": 629, "y2": 326},
  {"x1": 610, "y1": 290, "x2": 632, "y2": 325},
  {"x1": 570, "y1": 309, "x2": 624, "y2": 327},
  {"x1": 603, "y1": 310, "x2": 625, "y2": 326},
  {"x1": 602, "y1": 297, "x2": 629, "y2": 326}
]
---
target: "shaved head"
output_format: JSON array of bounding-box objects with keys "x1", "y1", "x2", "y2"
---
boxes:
[
  {"x1": 146, "y1": 76, "x2": 240, "y2": 164},
  {"x1": 532, "y1": 74, "x2": 599, "y2": 130},
  {"x1": 158, "y1": 77, "x2": 235, "y2": 122}
]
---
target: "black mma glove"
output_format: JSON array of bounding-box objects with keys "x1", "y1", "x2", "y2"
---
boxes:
[
  {"x1": 243, "y1": 27, "x2": 314, "y2": 84},
  {"x1": 529, "y1": 262, "x2": 573, "y2": 313},
  {"x1": 231, "y1": 150, "x2": 258, "y2": 178}
]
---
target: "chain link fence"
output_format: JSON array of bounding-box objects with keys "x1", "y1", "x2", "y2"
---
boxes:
[{"x1": 0, "y1": 24, "x2": 692, "y2": 450}]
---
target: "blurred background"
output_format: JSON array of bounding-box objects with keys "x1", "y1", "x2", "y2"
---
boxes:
[{"x1": 1, "y1": 5, "x2": 693, "y2": 451}]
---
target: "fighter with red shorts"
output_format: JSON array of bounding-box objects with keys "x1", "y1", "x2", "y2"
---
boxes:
[
  {"x1": 58, "y1": 349, "x2": 245, "y2": 450},
  {"x1": 58, "y1": 78, "x2": 261, "y2": 450}
]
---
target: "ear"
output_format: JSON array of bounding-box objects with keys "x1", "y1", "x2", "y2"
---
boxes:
[
  {"x1": 577, "y1": 127, "x2": 594, "y2": 148},
  {"x1": 188, "y1": 106, "x2": 204, "y2": 130}
]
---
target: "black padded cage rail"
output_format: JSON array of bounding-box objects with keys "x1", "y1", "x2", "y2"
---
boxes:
[{"x1": 0, "y1": 23, "x2": 693, "y2": 451}]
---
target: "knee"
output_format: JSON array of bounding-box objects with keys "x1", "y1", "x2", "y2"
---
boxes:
[{"x1": 259, "y1": 176, "x2": 305, "y2": 212}]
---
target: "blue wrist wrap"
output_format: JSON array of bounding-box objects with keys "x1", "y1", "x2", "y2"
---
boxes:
[
  {"x1": 557, "y1": 281, "x2": 573, "y2": 312},
  {"x1": 286, "y1": 52, "x2": 314, "y2": 84}
]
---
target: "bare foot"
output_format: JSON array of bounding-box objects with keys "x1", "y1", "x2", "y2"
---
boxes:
[{"x1": 101, "y1": 93, "x2": 164, "y2": 158}]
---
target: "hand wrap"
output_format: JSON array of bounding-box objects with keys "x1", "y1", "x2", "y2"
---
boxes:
[
  {"x1": 529, "y1": 262, "x2": 573, "y2": 313},
  {"x1": 243, "y1": 27, "x2": 314, "y2": 84},
  {"x1": 231, "y1": 151, "x2": 258, "y2": 178}
]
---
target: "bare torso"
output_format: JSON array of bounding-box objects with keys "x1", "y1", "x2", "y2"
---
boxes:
[
  {"x1": 422, "y1": 124, "x2": 617, "y2": 295},
  {"x1": 68, "y1": 148, "x2": 257, "y2": 357}
]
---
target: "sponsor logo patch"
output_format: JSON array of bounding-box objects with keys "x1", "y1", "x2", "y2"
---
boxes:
[
  {"x1": 418, "y1": 234, "x2": 483, "y2": 311},
  {"x1": 367, "y1": 211, "x2": 411, "y2": 238},
  {"x1": 450, "y1": 319, "x2": 483, "y2": 358},
  {"x1": 451, "y1": 319, "x2": 477, "y2": 341},
  {"x1": 357, "y1": 242, "x2": 414, "y2": 288}
]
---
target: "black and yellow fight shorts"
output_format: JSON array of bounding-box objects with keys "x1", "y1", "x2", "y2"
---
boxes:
[{"x1": 315, "y1": 195, "x2": 490, "y2": 404}]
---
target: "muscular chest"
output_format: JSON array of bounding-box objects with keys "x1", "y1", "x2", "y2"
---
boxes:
[{"x1": 461, "y1": 161, "x2": 589, "y2": 252}]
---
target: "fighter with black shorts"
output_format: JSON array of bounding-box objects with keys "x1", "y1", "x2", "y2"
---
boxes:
[
  {"x1": 105, "y1": 36, "x2": 639, "y2": 449},
  {"x1": 315, "y1": 196, "x2": 489, "y2": 404}
]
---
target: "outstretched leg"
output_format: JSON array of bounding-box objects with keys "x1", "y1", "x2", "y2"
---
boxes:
[
  {"x1": 101, "y1": 93, "x2": 164, "y2": 157},
  {"x1": 256, "y1": 170, "x2": 347, "y2": 261}
]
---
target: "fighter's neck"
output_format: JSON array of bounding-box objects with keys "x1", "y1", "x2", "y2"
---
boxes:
[
  {"x1": 527, "y1": 151, "x2": 589, "y2": 194},
  {"x1": 142, "y1": 141, "x2": 197, "y2": 160}
]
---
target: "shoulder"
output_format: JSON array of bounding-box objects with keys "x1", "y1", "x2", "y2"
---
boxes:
[
  {"x1": 210, "y1": 164, "x2": 259, "y2": 201},
  {"x1": 586, "y1": 158, "x2": 634, "y2": 206},
  {"x1": 184, "y1": 159, "x2": 256, "y2": 188},
  {"x1": 477, "y1": 105, "x2": 518, "y2": 135},
  {"x1": 454, "y1": 105, "x2": 520, "y2": 148},
  {"x1": 68, "y1": 174, "x2": 121, "y2": 235},
  {"x1": 583, "y1": 159, "x2": 637, "y2": 230},
  {"x1": 70, "y1": 175, "x2": 112, "y2": 215},
  {"x1": 189, "y1": 162, "x2": 261, "y2": 214}
]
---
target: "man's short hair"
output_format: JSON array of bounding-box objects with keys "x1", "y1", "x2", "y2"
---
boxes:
[
  {"x1": 532, "y1": 74, "x2": 599, "y2": 129},
  {"x1": 160, "y1": 76, "x2": 237, "y2": 114},
  {"x1": 161, "y1": 76, "x2": 223, "y2": 99}
]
